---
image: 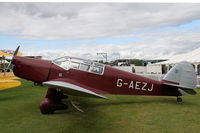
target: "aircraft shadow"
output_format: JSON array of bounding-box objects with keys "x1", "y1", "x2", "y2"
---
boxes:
[
  {"x1": 57, "y1": 96, "x2": 195, "y2": 114},
  {"x1": 53, "y1": 97, "x2": 197, "y2": 133},
  {"x1": 86, "y1": 98, "x2": 195, "y2": 108}
]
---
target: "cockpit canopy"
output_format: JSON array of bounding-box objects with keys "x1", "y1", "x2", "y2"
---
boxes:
[{"x1": 53, "y1": 56, "x2": 105, "y2": 75}]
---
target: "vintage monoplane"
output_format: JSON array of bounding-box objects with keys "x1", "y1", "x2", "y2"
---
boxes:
[{"x1": 7, "y1": 46, "x2": 197, "y2": 114}]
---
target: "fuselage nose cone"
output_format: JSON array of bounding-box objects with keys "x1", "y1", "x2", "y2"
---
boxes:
[{"x1": 13, "y1": 56, "x2": 52, "y2": 83}]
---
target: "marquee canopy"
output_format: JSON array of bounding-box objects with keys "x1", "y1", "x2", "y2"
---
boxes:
[{"x1": 157, "y1": 47, "x2": 200, "y2": 65}]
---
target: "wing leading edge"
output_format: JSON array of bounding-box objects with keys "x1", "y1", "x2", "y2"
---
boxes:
[{"x1": 43, "y1": 81, "x2": 109, "y2": 100}]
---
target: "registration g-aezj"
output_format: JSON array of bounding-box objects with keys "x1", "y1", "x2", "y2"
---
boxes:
[{"x1": 116, "y1": 78, "x2": 154, "y2": 92}]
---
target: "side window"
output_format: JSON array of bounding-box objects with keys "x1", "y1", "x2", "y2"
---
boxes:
[
  {"x1": 70, "y1": 62, "x2": 80, "y2": 69},
  {"x1": 54, "y1": 58, "x2": 70, "y2": 70},
  {"x1": 55, "y1": 57, "x2": 67, "y2": 63},
  {"x1": 60, "y1": 61, "x2": 69, "y2": 69},
  {"x1": 53, "y1": 57, "x2": 104, "y2": 74},
  {"x1": 79, "y1": 64, "x2": 90, "y2": 71},
  {"x1": 91, "y1": 66, "x2": 103, "y2": 74}
]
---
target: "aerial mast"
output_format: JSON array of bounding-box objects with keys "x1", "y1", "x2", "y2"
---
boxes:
[{"x1": 97, "y1": 52, "x2": 107, "y2": 63}]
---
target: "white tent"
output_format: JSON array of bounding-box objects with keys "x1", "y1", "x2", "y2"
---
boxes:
[
  {"x1": 157, "y1": 47, "x2": 200, "y2": 65},
  {"x1": 155, "y1": 47, "x2": 200, "y2": 76},
  {"x1": 153, "y1": 48, "x2": 200, "y2": 86}
]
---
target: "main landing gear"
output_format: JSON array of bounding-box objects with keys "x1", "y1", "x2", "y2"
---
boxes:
[
  {"x1": 176, "y1": 97, "x2": 182, "y2": 102},
  {"x1": 40, "y1": 87, "x2": 68, "y2": 114}
]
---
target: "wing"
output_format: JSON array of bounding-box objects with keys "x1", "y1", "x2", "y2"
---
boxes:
[{"x1": 43, "y1": 81, "x2": 109, "y2": 99}]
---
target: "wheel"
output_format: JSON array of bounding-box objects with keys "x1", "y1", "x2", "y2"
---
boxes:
[
  {"x1": 177, "y1": 97, "x2": 182, "y2": 102},
  {"x1": 40, "y1": 98, "x2": 55, "y2": 114},
  {"x1": 40, "y1": 98, "x2": 68, "y2": 115}
]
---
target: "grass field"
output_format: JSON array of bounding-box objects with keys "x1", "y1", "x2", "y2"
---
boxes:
[{"x1": 0, "y1": 79, "x2": 200, "y2": 133}]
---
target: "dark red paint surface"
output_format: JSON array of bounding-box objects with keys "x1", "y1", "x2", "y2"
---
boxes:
[
  {"x1": 13, "y1": 56, "x2": 181, "y2": 97},
  {"x1": 13, "y1": 56, "x2": 51, "y2": 82}
]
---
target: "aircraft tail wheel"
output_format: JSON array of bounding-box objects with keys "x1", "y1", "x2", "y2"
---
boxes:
[{"x1": 177, "y1": 97, "x2": 182, "y2": 102}]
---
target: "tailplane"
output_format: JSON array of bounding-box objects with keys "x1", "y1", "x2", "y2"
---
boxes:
[{"x1": 162, "y1": 61, "x2": 197, "y2": 95}]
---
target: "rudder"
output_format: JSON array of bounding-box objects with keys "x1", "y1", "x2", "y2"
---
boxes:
[{"x1": 162, "y1": 61, "x2": 197, "y2": 95}]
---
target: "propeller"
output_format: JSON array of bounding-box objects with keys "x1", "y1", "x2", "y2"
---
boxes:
[{"x1": 6, "y1": 46, "x2": 20, "y2": 71}]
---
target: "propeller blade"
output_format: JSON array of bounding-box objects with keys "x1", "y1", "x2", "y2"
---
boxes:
[
  {"x1": 6, "y1": 46, "x2": 20, "y2": 71},
  {"x1": 14, "y1": 46, "x2": 20, "y2": 56}
]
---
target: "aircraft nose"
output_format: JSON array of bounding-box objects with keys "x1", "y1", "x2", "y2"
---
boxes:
[{"x1": 13, "y1": 56, "x2": 52, "y2": 83}]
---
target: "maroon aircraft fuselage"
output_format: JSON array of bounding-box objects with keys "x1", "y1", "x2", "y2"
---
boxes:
[{"x1": 13, "y1": 56, "x2": 181, "y2": 97}]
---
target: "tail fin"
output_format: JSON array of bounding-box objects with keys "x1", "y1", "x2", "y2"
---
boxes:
[{"x1": 162, "y1": 61, "x2": 197, "y2": 95}]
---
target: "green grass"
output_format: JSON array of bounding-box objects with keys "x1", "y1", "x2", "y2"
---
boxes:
[{"x1": 0, "y1": 79, "x2": 200, "y2": 133}]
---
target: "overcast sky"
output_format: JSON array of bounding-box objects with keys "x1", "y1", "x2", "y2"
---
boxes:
[{"x1": 0, "y1": 3, "x2": 200, "y2": 61}]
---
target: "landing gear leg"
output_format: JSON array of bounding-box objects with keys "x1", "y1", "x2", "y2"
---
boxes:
[
  {"x1": 40, "y1": 88, "x2": 68, "y2": 114},
  {"x1": 177, "y1": 97, "x2": 182, "y2": 102}
]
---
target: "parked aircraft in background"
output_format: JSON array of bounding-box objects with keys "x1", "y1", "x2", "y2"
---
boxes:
[
  {"x1": 7, "y1": 46, "x2": 197, "y2": 114},
  {"x1": 0, "y1": 48, "x2": 22, "y2": 72}
]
